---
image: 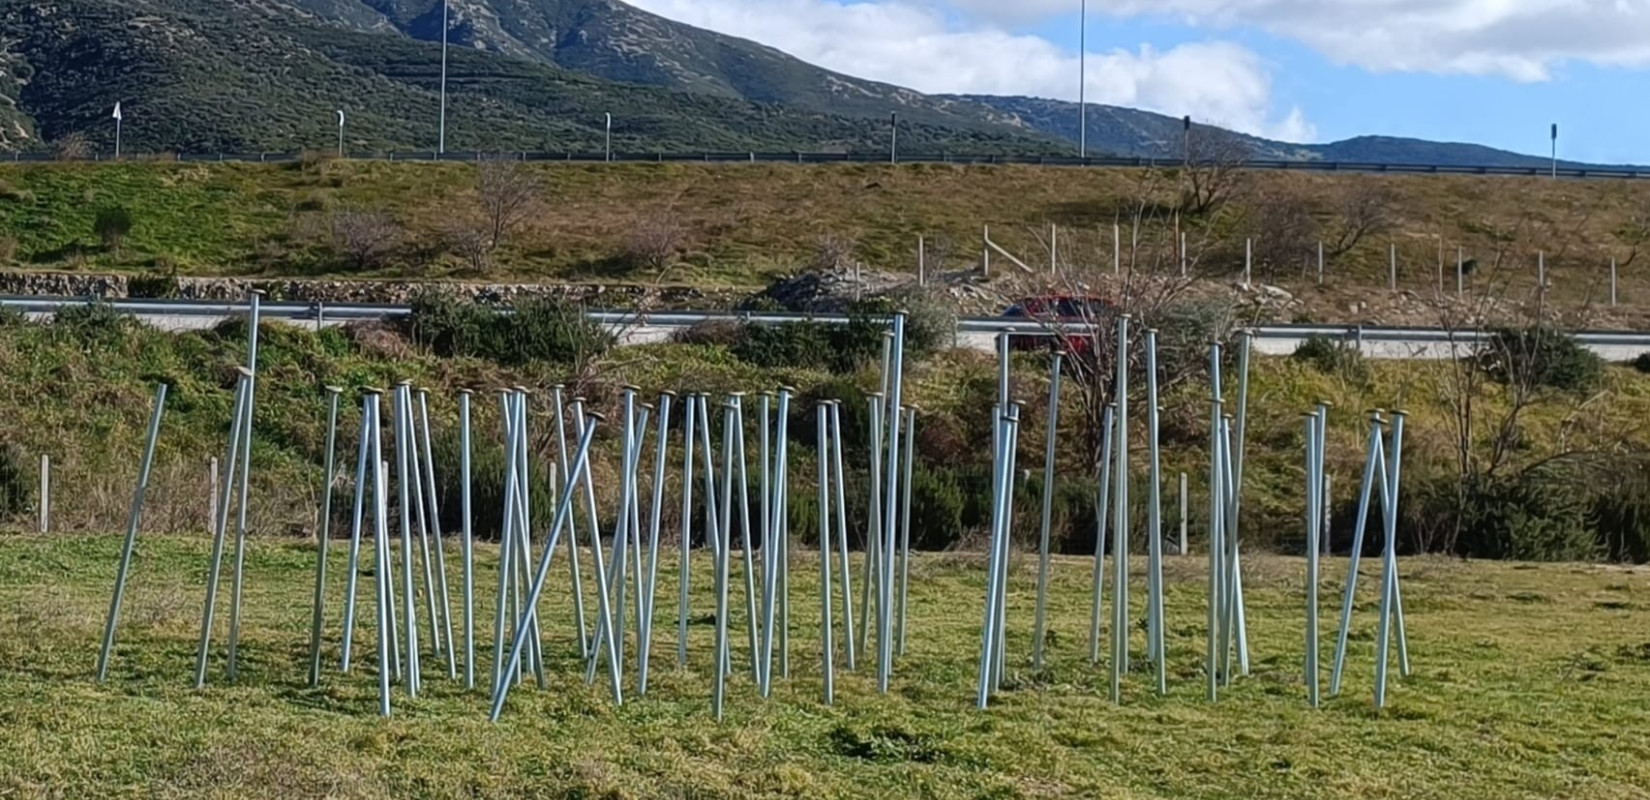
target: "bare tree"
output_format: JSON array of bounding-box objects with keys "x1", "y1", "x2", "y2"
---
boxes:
[
  {"x1": 810, "y1": 233, "x2": 860, "y2": 273},
  {"x1": 442, "y1": 221, "x2": 493, "y2": 273},
  {"x1": 1615, "y1": 194, "x2": 1650, "y2": 269},
  {"x1": 1247, "y1": 189, "x2": 1316, "y2": 281},
  {"x1": 1326, "y1": 183, "x2": 1395, "y2": 256},
  {"x1": 622, "y1": 214, "x2": 684, "y2": 275},
  {"x1": 477, "y1": 159, "x2": 539, "y2": 249},
  {"x1": 52, "y1": 132, "x2": 91, "y2": 161},
  {"x1": 330, "y1": 209, "x2": 401, "y2": 271},
  {"x1": 1179, "y1": 125, "x2": 1252, "y2": 217}
]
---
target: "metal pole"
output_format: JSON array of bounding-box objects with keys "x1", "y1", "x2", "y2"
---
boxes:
[
  {"x1": 918, "y1": 235, "x2": 926, "y2": 286},
  {"x1": 1180, "y1": 231, "x2": 1188, "y2": 278},
  {"x1": 393, "y1": 386, "x2": 420, "y2": 696},
  {"x1": 605, "y1": 113, "x2": 613, "y2": 162},
  {"x1": 758, "y1": 393, "x2": 774, "y2": 691},
  {"x1": 1032, "y1": 350, "x2": 1065, "y2": 670},
  {"x1": 1457, "y1": 248, "x2": 1464, "y2": 298},
  {"x1": 1114, "y1": 223, "x2": 1121, "y2": 275},
  {"x1": 879, "y1": 314, "x2": 907, "y2": 693},
  {"x1": 829, "y1": 401, "x2": 856, "y2": 671},
  {"x1": 1317, "y1": 241, "x2": 1324, "y2": 285},
  {"x1": 306, "y1": 387, "x2": 342, "y2": 686},
  {"x1": 1111, "y1": 315, "x2": 1131, "y2": 702},
  {"x1": 341, "y1": 391, "x2": 374, "y2": 672},
  {"x1": 366, "y1": 399, "x2": 391, "y2": 715},
  {"x1": 677, "y1": 394, "x2": 697, "y2": 666},
  {"x1": 1330, "y1": 412, "x2": 1386, "y2": 696},
  {"x1": 897, "y1": 405, "x2": 915, "y2": 656},
  {"x1": 1145, "y1": 330, "x2": 1165, "y2": 695},
  {"x1": 1305, "y1": 411, "x2": 1321, "y2": 708},
  {"x1": 458, "y1": 390, "x2": 474, "y2": 689},
  {"x1": 712, "y1": 400, "x2": 735, "y2": 720},
  {"x1": 337, "y1": 110, "x2": 345, "y2": 158},
  {"x1": 225, "y1": 290, "x2": 261, "y2": 681},
  {"x1": 1087, "y1": 404, "x2": 1114, "y2": 664},
  {"x1": 1244, "y1": 238, "x2": 1252, "y2": 286},
  {"x1": 777, "y1": 389, "x2": 794, "y2": 680},
  {"x1": 1206, "y1": 342, "x2": 1223, "y2": 701},
  {"x1": 1050, "y1": 224, "x2": 1058, "y2": 273},
  {"x1": 438, "y1": 0, "x2": 449, "y2": 154},
  {"x1": 194, "y1": 370, "x2": 250, "y2": 688},
  {"x1": 97, "y1": 383, "x2": 168, "y2": 682},
  {"x1": 1375, "y1": 412, "x2": 1406, "y2": 707},
  {"x1": 1612, "y1": 258, "x2": 1619, "y2": 307},
  {"x1": 1078, "y1": 0, "x2": 1087, "y2": 158},
  {"x1": 818, "y1": 404, "x2": 835, "y2": 703},
  {"x1": 551, "y1": 386, "x2": 588, "y2": 660},
  {"x1": 415, "y1": 390, "x2": 455, "y2": 679},
  {"x1": 639, "y1": 392, "x2": 673, "y2": 695}
]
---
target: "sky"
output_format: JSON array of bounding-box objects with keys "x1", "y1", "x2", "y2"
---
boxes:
[{"x1": 623, "y1": 0, "x2": 1650, "y2": 164}]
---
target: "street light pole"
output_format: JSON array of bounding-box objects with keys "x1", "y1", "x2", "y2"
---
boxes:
[
  {"x1": 438, "y1": 0, "x2": 449, "y2": 155},
  {"x1": 1078, "y1": 0, "x2": 1087, "y2": 159},
  {"x1": 890, "y1": 112, "x2": 898, "y2": 164},
  {"x1": 337, "y1": 110, "x2": 345, "y2": 159},
  {"x1": 1550, "y1": 122, "x2": 1558, "y2": 179},
  {"x1": 605, "y1": 113, "x2": 612, "y2": 162}
]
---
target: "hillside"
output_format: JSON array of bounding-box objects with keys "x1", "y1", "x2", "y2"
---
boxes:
[
  {"x1": 952, "y1": 95, "x2": 1639, "y2": 169},
  {"x1": 2, "y1": 160, "x2": 1648, "y2": 328},
  {"x1": 0, "y1": 0, "x2": 1057, "y2": 155}
]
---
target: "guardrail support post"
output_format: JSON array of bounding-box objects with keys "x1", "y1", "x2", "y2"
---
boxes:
[{"x1": 38, "y1": 454, "x2": 49, "y2": 533}]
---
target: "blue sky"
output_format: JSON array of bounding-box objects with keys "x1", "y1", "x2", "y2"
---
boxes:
[{"x1": 627, "y1": 0, "x2": 1650, "y2": 164}]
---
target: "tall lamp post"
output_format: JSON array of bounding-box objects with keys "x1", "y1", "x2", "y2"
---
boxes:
[
  {"x1": 1078, "y1": 0, "x2": 1087, "y2": 158},
  {"x1": 438, "y1": 0, "x2": 449, "y2": 155},
  {"x1": 1550, "y1": 123, "x2": 1558, "y2": 179},
  {"x1": 337, "y1": 110, "x2": 346, "y2": 159}
]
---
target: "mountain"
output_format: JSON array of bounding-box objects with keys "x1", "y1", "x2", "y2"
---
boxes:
[
  {"x1": 949, "y1": 94, "x2": 1639, "y2": 169},
  {"x1": 0, "y1": 0, "x2": 1057, "y2": 154}
]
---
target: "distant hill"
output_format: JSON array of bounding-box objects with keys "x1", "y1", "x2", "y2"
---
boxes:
[
  {"x1": 0, "y1": 0, "x2": 1057, "y2": 154},
  {"x1": 949, "y1": 95, "x2": 1641, "y2": 169}
]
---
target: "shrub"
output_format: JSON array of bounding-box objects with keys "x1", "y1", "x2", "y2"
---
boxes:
[
  {"x1": 1588, "y1": 467, "x2": 1650, "y2": 564},
  {"x1": 52, "y1": 132, "x2": 90, "y2": 161},
  {"x1": 671, "y1": 319, "x2": 745, "y2": 348},
  {"x1": 1632, "y1": 352, "x2": 1650, "y2": 375},
  {"x1": 94, "y1": 206, "x2": 135, "y2": 251},
  {"x1": 731, "y1": 321, "x2": 834, "y2": 370},
  {"x1": 0, "y1": 235, "x2": 16, "y2": 264},
  {"x1": 0, "y1": 442, "x2": 30, "y2": 518},
  {"x1": 406, "y1": 294, "x2": 612, "y2": 366},
  {"x1": 430, "y1": 431, "x2": 549, "y2": 541},
  {"x1": 329, "y1": 209, "x2": 401, "y2": 271},
  {"x1": 621, "y1": 216, "x2": 683, "y2": 274},
  {"x1": 1292, "y1": 334, "x2": 1368, "y2": 382},
  {"x1": 53, "y1": 301, "x2": 133, "y2": 340},
  {"x1": 905, "y1": 467, "x2": 966, "y2": 551},
  {"x1": 1478, "y1": 327, "x2": 1602, "y2": 392},
  {"x1": 1429, "y1": 469, "x2": 1598, "y2": 561}
]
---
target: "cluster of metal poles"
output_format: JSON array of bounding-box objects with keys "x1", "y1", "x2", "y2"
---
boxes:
[
  {"x1": 1329, "y1": 409, "x2": 1412, "y2": 707},
  {"x1": 1206, "y1": 336, "x2": 1255, "y2": 701}
]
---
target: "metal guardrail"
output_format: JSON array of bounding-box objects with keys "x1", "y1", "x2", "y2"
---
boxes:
[
  {"x1": 9, "y1": 295, "x2": 1650, "y2": 350},
  {"x1": 4, "y1": 150, "x2": 1646, "y2": 180}
]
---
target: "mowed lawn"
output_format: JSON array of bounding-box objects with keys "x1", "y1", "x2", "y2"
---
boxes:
[{"x1": 1, "y1": 533, "x2": 1648, "y2": 799}]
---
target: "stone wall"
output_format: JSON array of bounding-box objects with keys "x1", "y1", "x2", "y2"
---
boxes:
[{"x1": 0, "y1": 271, "x2": 748, "y2": 309}]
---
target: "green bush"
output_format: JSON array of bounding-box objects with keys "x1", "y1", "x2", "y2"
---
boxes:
[
  {"x1": 1292, "y1": 334, "x2": 1369, "y2": 382},
  {"x1": 730, "y1": 321, "x2": 835, "y2": 370},
  {"x1": 1588, "y1": 468, "x2": 1650, "y2": 564},
  {"x1": 94, "y1": 206, "x2": 135, "y2": 250},
  {"x1": 429, "y1": 430, "x2": 550, "y2": 542},
  {"x1": 129, "y1": 271, "x2": 179, "y2": 299},
  {"x1": 1633, "y1": 353, "x2": 1650, "y2": 375},
  {"x1": 52, "y1": 301, "x2": 134, "y2": 341},
  {"x1": 905, "y1": 466, "x2": 965, "y2": 551},
  {"x1": 406, "y1": 293, "x2": 612, "y2": 366},
  {"x1": 1479, "y1": 327, "x2": 1603, "y2": 392},
  {"x1": 1437, "y1": 469, "x2": 1598, "y2": 561},
  {"x1": 0, "y1": 442, "x2": 31, "y2": 519}
]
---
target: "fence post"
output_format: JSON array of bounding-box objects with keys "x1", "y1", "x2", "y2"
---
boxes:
[
  {"x1": 918, "y1": 236, "x2": 926, "y2": 286},
  {"x1": 1612, "y1": 258, "x2": 1619, "y2": 307},
  {"x1": 1317, "y1": 241, "x2": 1324, "y2": 285},
  {"x1": 208, "y1": 457, "x2": 219, "y2": 532},
  {"x1": 1178, "y1": 472, "x2": 1188, "y2": 556},
  {"x1": 982, "y1": 225, "x2": 991, "y2": 276},
  {"x1": 38, "y1": 454, "x2": 49, "y2": 533}
]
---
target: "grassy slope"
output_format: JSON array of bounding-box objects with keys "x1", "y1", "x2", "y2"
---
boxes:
[
  {"x1": 2, "y1": 534, "x2": 1648, "y2": 798},
  {"x1": 1, "y1": 161, "x2": 1648, "y2": 320},
  {"x1": 4, "y1": 311, "x2": 1647, "y2": 549}
]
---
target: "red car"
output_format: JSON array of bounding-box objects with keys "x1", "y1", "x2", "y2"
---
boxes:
[{"x1": 1000, "y1": 295, "x2": 1114, "y2": 354}]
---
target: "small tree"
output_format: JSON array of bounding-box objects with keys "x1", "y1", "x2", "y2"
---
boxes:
[
  {"x1": 1179, "y1": 124, "x2": 1252, "y2": 217},
  {"x1": 1326, "y1": 183, "x2": 1395, "y2": 256},
  {"x1": 52, "y1": 132, "x2": 91, "y2": 161},
  {"x1": 476, "y1": 158, "x2": 539, "y2": 253},
  {"x1": 1247, "y1": 189, "x2": 1316, "y2": 280},
  {"x1": 329, "y1": 209, "x2": 401, "y2": 271},
  {"x1": 622, "y1": 215, "x2": 683, "y2": 274},
  {"x1": 94, "y1": 206, "x2": 134, "y2": 254}
]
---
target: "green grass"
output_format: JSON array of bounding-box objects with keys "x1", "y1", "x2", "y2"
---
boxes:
[
  {"x1": 3, "y1": 161, "x2": 1648, "y2": 325},
  {"x1": 2, "y1": 533, "x2": 1648, "y2": 798}
]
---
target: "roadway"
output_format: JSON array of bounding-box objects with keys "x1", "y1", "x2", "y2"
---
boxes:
[{"x1": 5, "y1": 296, "x2": 1650, "y2": 361}]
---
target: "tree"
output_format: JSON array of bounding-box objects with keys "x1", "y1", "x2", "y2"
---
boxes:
[
  {"x1": 476, "y1": 159, "x2": 539, "y2": 253},
  {"x1": 1247, "y1": 189, "x2": 1316, "y2": 281},
  {"x1": 1179, "y1": 124, "x2": 1252, "y2": 217},
  {"x1": 329, "y1": 209, "x2": 401, "y2": 271},
  {"x1": 621, "y1": 214, "x2": 684, "y2": 275},
  {"x1": 94, "y1": 206, "x2": 134, "y2": 254},
  {"x1": 1326, "y1": 183, "x2": 1395, "y2": 256}
]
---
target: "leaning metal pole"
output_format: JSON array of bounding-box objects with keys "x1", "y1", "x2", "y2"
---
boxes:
[
  {"x1": 305, "y1": 386, "x2": 343, "y2": 686},
  {"x1": 1032, "y1": 350, "x2": 1065, "y2": 671},
  {"x1": 97, "y1": 382, "x2": 169, "y2": 682}
]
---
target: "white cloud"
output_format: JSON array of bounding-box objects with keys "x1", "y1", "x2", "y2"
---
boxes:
[
  {"x1": 951, "y1": 0, "x2": 1650, "y2": 81},
  {"x1": 624, "y1": 0, "x2": 1314, "y2": 140}
]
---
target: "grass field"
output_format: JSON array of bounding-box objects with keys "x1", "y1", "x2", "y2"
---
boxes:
[
  {"x1": 3, "y1": 533, "x2": 1648, "y2": 798},
  {"x1": 1, "y1": 161, "x2": 1648, "y2": 322}
]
